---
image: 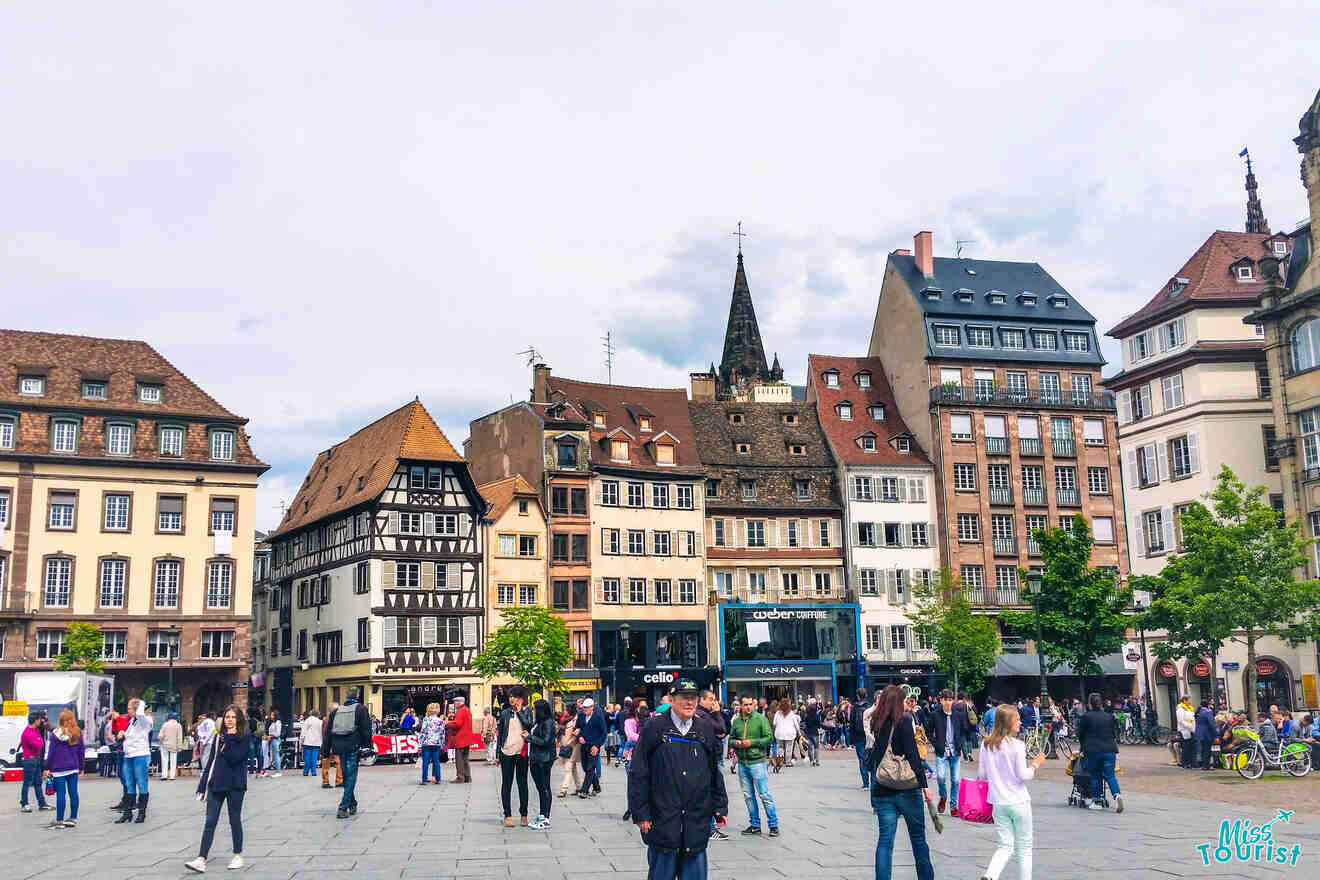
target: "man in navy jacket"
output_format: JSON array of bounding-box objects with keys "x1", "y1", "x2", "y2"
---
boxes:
[{"x1": 575, "y1": 698, "x2": 608, "y2": 797}]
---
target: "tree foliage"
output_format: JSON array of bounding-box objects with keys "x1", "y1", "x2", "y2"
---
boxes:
[
  {"x1": 54, "y1": 622, "x2": 105, "y2": 673},
  {"x1": 471, "y1": 606, "x2": 573, "y2": 692},
  {"x1": 910, "y1": 567, "x2": 1000, "y2": 694},
  {"x1": 1001, "y1": 515, "x2": 1130, "y2": 695}
]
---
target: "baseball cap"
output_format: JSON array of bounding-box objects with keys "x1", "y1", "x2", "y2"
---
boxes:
[
  {"x1": 581, "y1": 698, "x2": 595, "y2": 708},
  {"x1": 674, "y1": 678, "x2": 699, "y2": 695}
]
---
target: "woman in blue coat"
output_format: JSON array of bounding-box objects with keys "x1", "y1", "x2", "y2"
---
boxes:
[
  {"x1": 186, "y1": 705, "x2": 252, "y2": 873},
  {"x1": 1193, "y1": 697, "x2": 1217, "y2": 770}
]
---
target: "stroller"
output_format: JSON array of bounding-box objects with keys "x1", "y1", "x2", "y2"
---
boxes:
[{"x1": 1065, "y1": 751, "x2": 1112, "y2": 808}]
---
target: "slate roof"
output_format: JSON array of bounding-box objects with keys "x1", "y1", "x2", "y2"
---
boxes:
[
  {"x1": 1283, "y1": 222, "x2": 1313, "y2": 295},
  {"x1": 688, "y1": 399, "x2": 834, "y2": 469},
  {"x1": 1107, "y1": 231, "x2": 1273, "y2": 338},
  {"x1": 478, "y1": 474, "x2": 542, "y2": 521},
  {"x1": 547, "y1": 375, "x2": 701, "y2": 474},
  {"x1": 807, "y1": 354, "x2": 932, "y2": 467},
  {"x1": 272, "y1": 400, "x2": 463, "y2": 536}
]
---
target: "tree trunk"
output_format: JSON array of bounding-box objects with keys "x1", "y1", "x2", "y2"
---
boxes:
[
  {"x1": 1078, "y1": 675, "x2": 1086, "y2": 705},
  {"x1": 1209, "y1": 645, "x2": 1218, "y2": 709},
  {"x1": 1245, "y1": 631, "x2": 1257, "y2": 715}
]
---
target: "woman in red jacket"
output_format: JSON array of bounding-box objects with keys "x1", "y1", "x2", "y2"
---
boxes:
[{"x1": 445, "y1": 697, "x2": 480, "y2": 783}]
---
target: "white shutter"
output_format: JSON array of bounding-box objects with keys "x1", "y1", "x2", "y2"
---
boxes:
[
  {"x1": 910, "y1": 569, "x2": 923, "y2": 598},
  {"x1": 422, "y1": 616, "x2": 438, "y2": 647},
  {"x1": 594, "y1": 577, "x2": 604, "y2": 603},
  {"x1": 736, "y1": 568, "x2": 748, "y2": 589},
  {"x1": 704, "y1": 517, "x2": 714, "y2": 547},
  {"x1": 1131, "y1": 516, "x2": 1145, "y2": 558},
  {"x1": 1119, "y1": 391, "x2": 1132, "y2": 425},
  {"x1": 1156, "y1": 442, "x2": 1169, "y2": 482},
  {"x1": 886, "y1": 570, "x2": 898, "y2": 604},
  {"x1": 1144, "y1": 445, "x2": 1158, "y2": 484},
  {"x1": 593, "y1": 481, "x2": 602, "y2": 504},
  {"x1": 801, "y1": 518, "x2": 812, "y2": 547},
  {"x1": 670, "y1": 530, "x2": 678, "y2": 556},
  {"x1": 767, "y1": 519, "x2": 779, "y2": 548},
  {"x1": 897, "y1": 478, "x2": 908, "y2": 502},
  {"x1": 694, "y1": 527, "x2": 702, "y2": 555},
  {"x1": 446, "y1": 562, "x2": 460, "y2": 589},
  {"x1": 769, "y1": 566, "x2": 781, "y2": 595},
  {"x1": 1125, "y1": 449, "x2": 1139, "y2": 486},
  {"x1": 1161, "y1": 505, "x2": 1175, "y2": 551},
  {"x1": 459, "y1": 512, "x2": 471, "y2": 535},
  {"x1": 736, "y1": 519, "x2": 746, "y2": 549},
  {"x1": 830, "y1": 519, "x2": 841, "y2": 547},
  {"x1": 389, "y1": 511, "x2": 400, "y2": 535},
  {"x1": 383, "y1": 616, "x2": 397, "y2": 649},
  {"x1": 852, "y1": 522, "x2": 861, "y2": 547},
  {"x1": 645, "y1": 530, "x2": 654, "y2": 555},
  {"x1": 462, "y1": 616, "x2": 478, "y2": 648},
  {"x1": 1187, "y1": 431, "x2": 1201, "y2": 474},
  {"x1": 383, "y1": 560, "x2": 396, "y2": 588}
]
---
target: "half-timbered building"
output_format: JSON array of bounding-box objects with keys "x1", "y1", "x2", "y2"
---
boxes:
[{"x1": 266, "y1": 400, "x2": 485, "y2": 721}]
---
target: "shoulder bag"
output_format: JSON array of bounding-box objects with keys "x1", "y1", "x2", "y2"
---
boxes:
[{"x1": 873, "y1": 721, "x2": 920, "y2": 790}]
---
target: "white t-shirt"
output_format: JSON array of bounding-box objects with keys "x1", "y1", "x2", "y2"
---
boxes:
[
  {"x1": 773, "y1": 711, "x2": 801, "y2": 740},
  {"x1": 268, "y1": 719, "x2": 283, "y2": 739},
  {"x1": 300, "y1": 716, "x2": 323, "y2": 748},
  {"x1": 977, "y1": 737, "x2": 1035, "y2": 806}
]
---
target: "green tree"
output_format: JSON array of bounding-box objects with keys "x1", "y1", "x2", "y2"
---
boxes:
[
  {"x1": 471, "y1": 606, "x2": 573, "y2": 693},
  {"x1": 53, "y1": 622, "x2": 105, "y2": 674},
  {"x1": 1002, "y1": 515, "x2": 1130, "y2": 701},
  {"x1": 1158, "y1": 466, "x2": 1320, "y2": 711},
  {"x1": 911, "y1": 567, "x2": 1000, "y2": 694}
]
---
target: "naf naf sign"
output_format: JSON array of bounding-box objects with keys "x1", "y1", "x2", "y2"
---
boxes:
[{"x1": 731, "y1": 660, "x2": 835, "y2": 680}]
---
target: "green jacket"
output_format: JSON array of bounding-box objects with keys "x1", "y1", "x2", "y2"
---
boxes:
[{"x1": 729, "y1": 712, "x2": 773, "y2": 764}]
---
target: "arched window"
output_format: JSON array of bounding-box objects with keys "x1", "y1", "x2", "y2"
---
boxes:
[{"x1": 1292, "y1": 319, "x2": 1320, "y2": 373}]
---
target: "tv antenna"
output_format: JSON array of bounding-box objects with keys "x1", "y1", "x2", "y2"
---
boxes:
[
  {"x1": 515, "y1": 346, "x2": 543, "y2": 367},
  {"x1": 956, "y1": 240, "x2": 977, "y2": 259},
  {"x1": 602, "y1": 331, "x2": 616, "y2": 384}
]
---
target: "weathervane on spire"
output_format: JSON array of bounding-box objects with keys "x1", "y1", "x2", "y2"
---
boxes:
[
  {"x1": 731, "y1": 221, "x2": 747, "y2": 256},
  {"x1": 1240, "y1": 146, "x2": 1270, "y2": 234}
]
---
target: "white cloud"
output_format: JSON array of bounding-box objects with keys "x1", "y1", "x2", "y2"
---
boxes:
[{"x1": 0, "y1": 4, "x2": 1314, "y2": 530}]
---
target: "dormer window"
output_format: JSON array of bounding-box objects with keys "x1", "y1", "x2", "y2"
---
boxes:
[
  {"x1": 158, "y1": 425, "x2": 185, "y2": 457},
  {"x1": 895, "y1": 437, "x2": 911, "y2": 454},
  {"x1": 859, "y1": 435, "x2": 878, "y2": 453},
  {"x1": 51, "y1": 418, "x2": 79, "y2": 454},
  {"x1": 357, "y1": 475, "x2": 366, "y2": 491},
  {"x1": 987, "y1": 290, "x2": 1006, "y2": 304},
  {"x1": 795, "y1": 480, "x2": 811, "y2": 501},
  {"x1": 735, "y1": 442, "x2": 751, "y2": 455},
  {"x1": 1018, "y1": 293, "x2": 1037, "y2": 307},
  {"x1": 1049, "y1": 294, "x2": 1069, "y2": 308},
  {"x1": 593, "y1": 413, "x2": 606, "y2": 428},
  {"x1": 966, "y1": 326, "x2": 993, "y2": 348},
  {"x1": 869, "y1": 405, "x2": 885, "y2": 420},
  {"x1": 837, "y1": 403, "x2": 852, "y2": 421},
  {"x1": 781, "y1": 412, "x2": 798, "y2": 425},
  {"x1": 82, "y1": 380, "x2": 107, "y2": 400},
  {"x1": 1031, "y1": 330, "x2": 1058, "y2": 351},
  {"x1": 789, "y1": 444, "x2": 805, "y2": 456},
  {"x1": 1273, "y1": 241, "x2": 1289, "y2": 256},
  {"x1": 729, "y1": 412, "x2": 745, "y2": 425},
  {"x1": 137, "y1": 383, "x2": 162, "y2": 403},
  {"x1": 655, "y1": 442, "x2": 675, "y2": 465},
  {"x1": 1236, "y1": 264, "x2": 1255, "y2": 281},
  {"x1": 209, "y1": 428, "x2": 236, "y2": 462},
  {"x1": 955, "y1": 288, "x2": 974, "y2": 303},
  {"x1": 922, "y1": 286, "x2": 942, "y2": 300},
  {"x1": 19, "y1": 376, "x2": 45, "y2": 396},
  {"x1": 610, "y1": 439, "x2": 628, "y2": 461},
  {"x1": 556, "y1": 440, "x2": 577, "y2": 468},
  {"x1": 1001, "y1": 328, "x2": 1025, "y2": 349},
  {"x1": 824, "y1": 371, "x2": 840, "y2": 389},
  {"x1": 1168, "y1": 276, "x2": 1190, "y2": 296},
  {"x1": 856, "y1": 372, "x2": 871, "y2": 389},
  {"x1": 639, "y1": 417, "x2": 652, "y2": 432},
  {"x1": 740, "y1": 479, "x2": 756, "y2": 501}
]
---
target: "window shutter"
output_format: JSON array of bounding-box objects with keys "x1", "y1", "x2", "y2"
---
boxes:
[
  {"x1": 447, "y1": 562, "x2": 461, "y2": 589},
  {"x1": 459, "y1": 512, "x2": 471, "y2": 535},
  {"x1": 899, "y1": 524, "x2": 910, "y2": 547},
  {"x1": 1143, "y1": 445, "x2": 1158, "y2": 484},
  {"x1": 830, "y1": 519, "x2": 841, "y2": 547},
  {"x1": 593, "y1": 481, "x2": 602, "y2": 504},
  {"x1": 389, "y1": 511, "x2": 400, "y2": 535},
  {"x1": 645, "y1": 530, "x2": 654, "y2": 555},
  {"x1": 800, "y1": 518, "x2": 811, "y2": 547},
  {"x1": 704, "y1": 517, "x2": 714, "y2": 546},
  {"x1": 694, "y1": 527, "x2": 702, "y2": 554},
  {"x1": 1187, "y1": 431, "x2": 1201, "y2": 473},
  {"x1": 897, "y1": 478, "x2": 908, "y2": 502},
  {"x1": 736, "y1": 568, "x2": 748, "y2": 589},
  {"x1": 886, "y1": 570, "x2": 898, "y2": 604},
  {"x1": 462, "y1": 616, "x2": 478, "y2": 648},
  {"x1": 1131, "y1": 516, "x2": 1145, "y2": 558},
  {"x1": 735, "y1": 519, "x2": 746, "y2": 548},
  {"x1": 423, "y1": 513, "x2": 435, "y2": 536},
  {"x1": 852, "y1": 521, "x2": 861, "y2": 546},
  {"x1": 383, "y1": 616, "x2": 397, "y2": 649},
  {"x1": 594, "y1": 577, "x2": 604, "y2": 603},
  {"x1": 766, "y1": 519, "x2": 778, "y2": 548},
  {"x1": 422, "y1": 616, "x2": 438, "y2": 647},
  {"x1": 910, "y1": 569, "x2": 923, "y2": 598},
  {"x1": 1119, "y1": 391, "x2": 1132, "y2": 425},
  {"x1": 421, "y1": 563, "x2": 435, "y2": 590},
  {"x1": 1156, "y1": 442, "x2": 1169, "y2": 481},
  {"x1": 851, "y1": 565, "x2": 860, "y2": 592},
  {"x1": 670, "y1": 530, "x2": 678, "y2": 555},
  {"x1": 600, "y1": 528, "x2": 609, "y2": 554},
  {"x1": 769, "y1": 567, "x2": 781, "y2": 597},
  {"x1": 1161, "y1": 505, "x2": 1175, "y2": 550},
  {"x1": 1125, "y1": 449, "x2": 1139, "y2": 485},
  {"x1": 383, "y1": 560, "x2": 396, "y2": 588}
]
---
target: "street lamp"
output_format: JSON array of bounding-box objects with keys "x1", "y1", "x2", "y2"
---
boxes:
[
  {"x1": 615, "y1": 623, "x2": 631, "y2": 704},
  {"x1": 1025, "y1": 571, "x2": 1049, "y2": 712},
  {"x1": 167, "y1": 624, "x2": 181, "y2": 710},
  {"x1": 1132, "y1": 590, "x2": 1154, "y2": 719}
]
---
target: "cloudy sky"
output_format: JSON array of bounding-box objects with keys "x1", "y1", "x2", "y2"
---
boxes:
[{"x1": 3, "y1": 4, "x2": 1316, "y2": 530}]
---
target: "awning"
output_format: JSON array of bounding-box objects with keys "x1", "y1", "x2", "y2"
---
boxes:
[{"x1": 990, "y1": 652, "x2": 1131, "y2": 678}]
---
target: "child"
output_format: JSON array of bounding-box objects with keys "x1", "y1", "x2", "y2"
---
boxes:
[{"x1": 978, "y1": 704, "x2": 1046, "y2": 880}]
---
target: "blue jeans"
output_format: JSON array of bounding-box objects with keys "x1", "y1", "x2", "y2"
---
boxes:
[
  {"x1": 736, "y1": 761, "x2": 778, "y2": 829},
  {"x1": 248, "y1": 736, "x2": 260, "y2": 771},
  {"x1": 337, "y1": 749, "x2": 360, "y2": 811},
  {"x1": 871, "y1": 788, "x2": 934, "y2": 880},
  {"x1": 266, "y1": 738, "x2": 282, "y2": 772},
  {"x1": 123, "y1": 754, "x2": 149, "y2": 796},
  {"x1": 855, "y1": 742, "x2": 869, "y2": 786},
  {"x1": 420, "y1": 745, "x2": 443, "y2": 782},
  {"x1": 19, "y1": 758, "x2": 47, "y2": 807},
  {"x1": 1086, "y1": 752, "x2": 1120, "y2": 800},
  {"x1": 935, "y1": 752, "x2": 961, "y2": 807},
  {"x1": 53, "y1": 773, "x2": 78, "y2": 822},
  {"x1": 302, "y1": 746, "x2": 320, "y2": 775},
  {"x1": 646, "y1": 846, "x2": 707, "y2": 880}
]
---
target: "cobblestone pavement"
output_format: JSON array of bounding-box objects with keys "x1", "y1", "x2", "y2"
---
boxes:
[{"x1": 1, "y1": 748, "x2": 1315, "y2": 879}]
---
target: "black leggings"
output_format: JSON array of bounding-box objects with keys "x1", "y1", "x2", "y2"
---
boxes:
[
  {"x1": 499, "y1": 754, "x2": 529, "y2": 818},
  {"x1": 199, "y1": 789, "x2": 244, "y2": 858},
  {"x1": 530, "y1": 760, "x2": 553, "y2": 818}
]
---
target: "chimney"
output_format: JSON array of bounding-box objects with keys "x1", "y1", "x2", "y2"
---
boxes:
[
  {"x1": 914, "y1": 231, "x2": 933, "y2": 278},
  {"x1": 690, "y1": 372, "x2": 716, "y2": 401},
  {"x1": 532, "y1": 363, "x2": 551, "y2": 404}
]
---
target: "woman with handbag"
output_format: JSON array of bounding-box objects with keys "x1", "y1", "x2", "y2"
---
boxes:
[
  {"x1": 526, "y1": 700, "x2": 558, "y2": 830},
  {"x1": 977, "y1": 704, "x2": 1045, "y2": 880},
  {"x1": 417, "y1": 703, "x2": 446, "y2": 785},
  {"x1": 865, "y1": 685, "x2": 935, "y2": 880},
  {"x1": 185, "y1": 705, "x2": 251, "y2": 873}
]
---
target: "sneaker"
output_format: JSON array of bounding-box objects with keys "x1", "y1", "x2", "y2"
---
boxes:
[
  {"x1": 348, "y1": 807, "x2": 356, "y2": 816},
  {"x1": 227, "y1": 855, "x2": 244, "y2": 870},
  {"x1": 768, "y1": 827, "x2": 780, "y2": 838},
  {"x1": 38, "y1": 805, "x2": 54, "y2": 811},
  {"x1": 336, "y1": 808, "x2": 348, "y2": 819},
  {"x1": 271, "y1": 772, "x2": 282, "y2": 778},
  {"x1": 1115, "y1": 795, "x2": 1124, "y2": 814},
  {"x1": 950, "y1": 807, "x2": 960, "y2": 819},
  {"x1": 504, "y1": 817, "x2": 514, "y2": 827},
  {"x1": 185, "y1": 857, "x2": 207, "y2": 873},
  {"x1": 20, "y1": 805, "x2": 32, "y2": 813},
  {"x1": 937, "y1": 797, "x2": 946, "y2": 814},
  {"x1": 741, "y1": 826, "x2": 762, "y2": 835},
  {"x1": 62, "y1": 820, "x2": 77, "y2": 828},
  {"x1": 711, "y1": 829, "x2": 729, "y2": 841},
  {"x1": 321, "y1": 783, "x2": 331, "y2": 789},
  {"x1": 43, "y1": 820, "x2": 63, "y2": 829}
]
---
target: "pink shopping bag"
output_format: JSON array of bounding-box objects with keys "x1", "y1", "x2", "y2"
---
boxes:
[{"x1": 957, "y1": 778, "x2": 994, "y2": 823}]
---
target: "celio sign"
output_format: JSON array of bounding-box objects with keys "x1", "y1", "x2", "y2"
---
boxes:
[{"x1": 643, "y1": 672, "x2": 677, "y2": 684}]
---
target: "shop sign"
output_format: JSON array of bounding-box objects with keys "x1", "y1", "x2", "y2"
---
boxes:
[
  {"x1": 1157, "y1": 661, "x2": 1178, "y2": 679},
  {"x1": 1221, "y1": 662, "x2": 1240, "y2": 671},
  {"x1": 1192, "y1": 662, "x2": 1211, "y2": 678},
  {"x1": 643, "y1": 671, "x2": 677, "y2": 684},
  {"x1": 727, "y1": 660, "x2": 834, "y2": 680},
  {"x1": 750, "y1": 609, "x2": 829, "y2": 620},
  {"x1": 1303, "y1": 674, "x2": 1318, "y2": 708},
  {"x1": 230, "y1": 682, "x2": 250, "y2": 689},
  {"x1": 561, "y1": 678, "x2": 602, "y2": 692},
  {"x1": 755, "y1": 666, "x2": 803, "y2": 675},
  {"x1": 1256, "y1": 660, "x2": 1277, "y2": 676},
  {"x1": 898, "y1": 668, "x2": 927, "y2": 676},
  {"x1": 2, "y1": 700, "x2": 27, "y2": 716}
]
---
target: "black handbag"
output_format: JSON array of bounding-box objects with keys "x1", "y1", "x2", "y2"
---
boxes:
[{"x1": 558, "y1": 744, "x2": 574, "y2": 759}]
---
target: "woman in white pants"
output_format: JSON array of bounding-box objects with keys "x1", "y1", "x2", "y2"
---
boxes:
[
  {"x1": 978, "y1": 704, "x2": 1045, "y2": 880},
  {"x1": 158, "y1": 713, "x2": 184, "y2": 780}
]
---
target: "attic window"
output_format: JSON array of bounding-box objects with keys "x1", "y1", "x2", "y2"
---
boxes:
[
  {"x1": 1273, "y1": 241, "x2": 1288, "y2": 256},
  {"x1": 895, "y1": 437, "x2": 911, "y2": 454},
  {"x1": 824, "y1": 371, "x2": 839, "y2": 389},
  {"x1": 856, "y1": 372, "x2": 871, "y2": 389},
  {"x1": 82, "y1": 380, "x2": 107, "y2": 400},
  {"x1": 137, "y1": 383, "x2": 162, "y2": 403},
  {"x1": 729, "y1": 412, "x2": 745, "y2": 425},
  {"x1": 1018, "y1": 293, "x2": 1037, "y2": 307},
  {"x1": 19, "y1": 375, "x2": 45, "y2": 396},
  {"x1": 639, "y1": 417, "x2": 652, "y2": 432},
  {"x1": 869, "y1": 405, "x2": 885, "y2": 420},
  {"x1": 987, "y1": 290, "x2": 1006, "y2": 304},
  {"x1": 357, "y1": 476, "x2": 366, "y2": 491},
  {"x1": 593, "y1": 413, "x2": 606, "y2": 427},
  {"x1": 736, "y1": 442, "x2": 751, "y2": 455},
  {"x1": 518, "y1": 500, "x2": 529, "y2": 515},
  {"x1": 789, "y1": 444, "x2": 806, "y2": 456},
  {"x1": 656, "y1": 442, "x2": 675, "y2": 465},
  {"x1": 610, "y1": 439, "x2": 628, "y2": 462},
  {"x1": 1049, "y1": 295, "x2": 1068, "y2": 308},
  {"x1": 923, "y1": 288, "x2": 942, "y2": 301},
  {"x1": 303, "y1": 500, "x2": 309, "y2": 513},
  {"x1": 955, "y1": 288, "x2": 974, "y2": 303},
  {"x1": 837, "y1": 403, "x2": 853, "y2": 420},
  {"x1": 1168, "y1": 276, "x2": 1190, "y2": 297},
  {"x1": 1236, "y1": 264, "x2": 1255, "y2": 281},
  {"x1": 336, "y1": 486, "x2": 344, "y2": 500},
  {"x1": 781, "y1": 412, "x2": 798, "y2": 425},
  {"x1": 859, "y1": 435, "x2": 878, "y2": 453}
]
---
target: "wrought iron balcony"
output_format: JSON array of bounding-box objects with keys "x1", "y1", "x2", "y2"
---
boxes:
[
  {"x1": 989, "y1": 486, "x2": 1014, "y2": 506},
  {"x1": 1056, "y1": 487, "x2": 1081, "y2": 506},
  {"x1": 1019, "y1": 437, "x2": 1043, "y2": 456},
  {"x1": 993, "y1": 536, "x2": 1018, "y2": 556},
  {"x1": 995, "y1": 586, "x2": 1021, "y2": 604},
  {"x1": 932, "y1": 386, "x2": 1116, "y2": 412},
  {"x1": 985, "y1": 436, "x2": 1009, "y2": 455},
  {"x1": 1304, "y1": 465, "x2": 1320, "y2": 483},
  {"x1": 1052, "y1": 437, "x2": 1076, "y2": 457},
  {"x1": 1027, "y1": 537, "x2": 1042, "y2": 556},
  {"x1": 965, "y1": 586, "x2": 986, "y2": 604},
  {"x1": 1022, "y1": 487, "x2": 1047, "y2": 506},
  {"x1": 570, "y1": 653, "x2": 595, "y2": 669}
]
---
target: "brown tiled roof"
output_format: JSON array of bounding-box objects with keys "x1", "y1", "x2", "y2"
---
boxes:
[
  {"x1": 1107, "y1": 231, "x2": 1273, "y2": 338},
  {"x1": 272, "y1": 400, "x2": 463, "y2": 536},
  {"x1": 807, "y1": 354, "x2": 932, "y2": 467},
  {"x1": 688, "y1": 399, "x2": 835, "y2": 468},
  {"x1": 0, "y1": 329, "x2": 244, "y2": 419},
  {"x1": 478, "y1": 474, "x2": 542, "y2": 521},
  {"x1": 547, "y1": 375, "x2": 701, "y2": 473}
]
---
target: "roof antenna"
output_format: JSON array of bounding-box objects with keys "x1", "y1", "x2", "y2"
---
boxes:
[
  {"x1": 602, "y1": 330, "x2": 616, "y2": 384},
  {"x1": 515, "y1": 346, "x2": 543, "y2": 367},
  {"x1": 956, "y1": 240, "x2": 977, "y2": 259}
]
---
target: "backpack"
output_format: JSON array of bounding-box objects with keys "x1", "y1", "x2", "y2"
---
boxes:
[{"x1": 331, "y1": 704, "x2": 359, "y2": 737}]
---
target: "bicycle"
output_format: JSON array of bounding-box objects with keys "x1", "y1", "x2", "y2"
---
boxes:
[
  {"x1": 1231, "y1": 731, "x2": 1312, "y2": 779},
  {"x1": 1020, "y1": 724, "x2": 1050, "y2": 759}
]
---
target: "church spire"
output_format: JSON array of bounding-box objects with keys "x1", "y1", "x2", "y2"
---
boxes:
[
  {"x1": 718, "y1": 250, "x2": 770, "y2": 392},
  {"x1": 1243, "y1": 150, "x2": 1270, "y2": 234}
]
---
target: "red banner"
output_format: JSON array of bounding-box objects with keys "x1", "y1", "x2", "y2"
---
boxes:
[
  {"x1": 1256, "y1": 660, "x2": 1277, "y2": 677},
  {"x1": 1157, "y1": 661, "x2": 1177, "y2": 679},
  {"x1": 1192, "y1": 662, "x2": 1210, "y2": 678}
]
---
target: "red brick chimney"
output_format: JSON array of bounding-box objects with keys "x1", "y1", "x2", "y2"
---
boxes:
[
  {"x1": 532, "y1": 363, "x2": 551, "y2": 403},
  {"x1": 914, "y1": 231, "x2": 933, "y2": 278}
]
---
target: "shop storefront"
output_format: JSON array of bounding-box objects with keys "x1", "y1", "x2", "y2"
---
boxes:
[
  {"x1": 382, "y1": 683, "x2": 472, "y2": 722},
  {"x1": 869, "y1": 663, "x2": 946, "y2": 703},
  {"x1": 718, "y1": 604, "x2": 860, "y2": 705},
  {"x1": 1248, "y1": 658, "x2": 1293, "y2": 713},
  {"x1": 593, "y1": 620, "x2": 708, "y2": 704}
]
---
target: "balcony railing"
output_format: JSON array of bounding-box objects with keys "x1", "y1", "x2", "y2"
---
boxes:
[
  {"x1": 988, "y1": 486, "x2": 1014, "y2": 505},
  {"x1": 995, "y1": 586, "x2": 1021, "y2": 604},
  {"x1": 1000, "y1": 636, "x2": 1028, "y2": 653},
  {"x1": 932, "y1": 386, "x2": 1116, "y2": 412},
  {"x1": 1022, "y1": 486, "x2": 1046, "y2": 506},
  {"x1": 1304, "y1": 465, "x2": 1320, "y2": 482},
  {"x1": 570, "y1": 653, "x2": 595, "y2": 669},
  {"x1": 965, "y1": 586, "x2": 986, "y2": 604},
  {"x1": 0, "y1": 590, "x2": 31, "y2": 614},
  {"x1": 1027, "y1": 537, "x2": 1042, "y2": 556},
  {"x1": 1019, "y1": 437, "x2": 1043, "y2": 456},
  {"x1": 1056, "y1": 487, "x2": 1081, "y2": 506},
  {"x1": 1052, "y1": 437, "x2": 1076, "y2": 457},
  {"x1": 993, "y1": 536, "x2": 1018, "y2": 556},
  {"x1": 985, "y1": 436, "x2": 1008, "y2": 455}
]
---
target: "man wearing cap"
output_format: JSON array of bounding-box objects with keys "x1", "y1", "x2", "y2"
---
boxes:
[
  {"x1": 629, "y1": 679, "x2": 728, "y2": 880},
  {"x1": 575, "y1": 698, "x2": 607, "y2": 797}
]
